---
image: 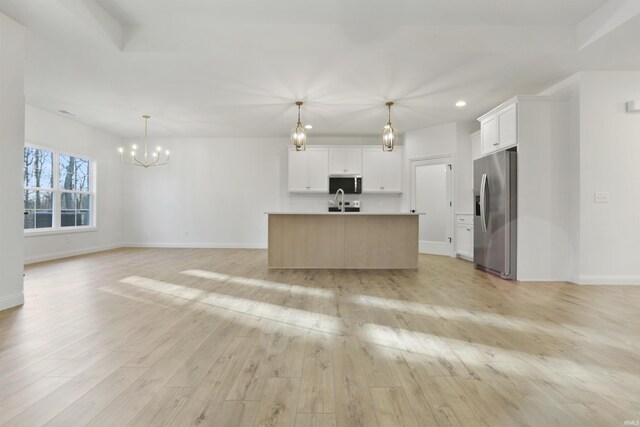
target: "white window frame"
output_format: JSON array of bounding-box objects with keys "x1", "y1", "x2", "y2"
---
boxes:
[{"x1": 24, "y1": 143, "x2": 97, "y2": 236}]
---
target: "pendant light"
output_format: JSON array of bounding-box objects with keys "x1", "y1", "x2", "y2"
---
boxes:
[
  {"x1": 118, "y1": 115, "x2": 170, "y2": 168},
  {"x1": 291, "y1": 101, "x2": 307, "y2": 151},
  {"x1": 382, "y1": 101, "x2": 397, "y2": 152}
]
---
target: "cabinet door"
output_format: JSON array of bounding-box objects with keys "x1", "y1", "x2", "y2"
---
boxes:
[
  {"x1": 381, "y1": 149, "x2": 402, "y2": 192},
  {"x1": 329, "y1": 149, "x2": 347, "y2": 174},
  {"x1": 345, "y1": 148, "x2": 363, "y2": 175},
  {"x1": 288, "y1": 149, "x2": 309, "y2": 192},
  {"x1": 497, "y1": 103, "x2": 517, "y2": 149},
  {"x1": 362, "y1": 149, "x2": 383, "y2": 192},
  {"x1": 481, "y1": 116, "x2": 497, "y2": 155},
  {"x1": 307, "y1": 148, "x2": 329, "y2": 192},
  {"x1": 456, "y1": 223, "x2": 473, "y2": 258}
]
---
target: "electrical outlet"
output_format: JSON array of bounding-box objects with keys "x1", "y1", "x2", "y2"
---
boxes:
[{"x1": 594, "y1": 192, "x2": 609, "y2": 203}]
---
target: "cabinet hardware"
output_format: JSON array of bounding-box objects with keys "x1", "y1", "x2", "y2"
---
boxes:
[{"x1": 466, "y1": 228, "x2": 471, "y2": 231}]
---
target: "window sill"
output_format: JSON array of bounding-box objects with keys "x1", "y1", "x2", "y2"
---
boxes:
[{"x1": 24, "y1": 227, "x2": 99, "y2": 238}]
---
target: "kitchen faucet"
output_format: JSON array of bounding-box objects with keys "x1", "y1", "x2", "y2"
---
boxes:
[{"x1": 334, "y1": 188, "x2": 345, "y2": 213}]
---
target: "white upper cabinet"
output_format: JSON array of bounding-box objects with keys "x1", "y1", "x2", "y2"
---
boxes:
[
  {"x1": 288, "y1": 145, "x2": 400, "y2": 194},
  {"x1": 362, "y1": 149, "x2": 383, "y2": 192},
  {"x1": 329, "y1": 148, "x2": 362, "y2": 175},
  {"x1": 346, "y1": 149, "x2": 363, "y2": 174},
  {"x1": 288, "y1": 147, "x2": 328, "y2": 193},
  {"x1": 497, "y1": 103, "x2": 517, "y2": 148},
  {"x1": 381, "y1": 149, "x2": 402, "y2": 192},
  {"x1": 307, "y1": 148, "x2": 329, "y2": 192},
  {"x1": 288, "y1": 149, "x2": 309, "y2": 192},
  {"x1": 479, "y1": 98, "x2": 518, "y2": 157},
  {"x1": 362, "y1": 148, "x2": 402, "y2": 193},
  {"x1": 480, "y1": 116, "x2": 497, "y2": 155}
]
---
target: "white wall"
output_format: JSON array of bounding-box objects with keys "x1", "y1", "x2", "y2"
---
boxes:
[
  {"x1": 455, "y1": 121, "x2": 478, "y2": 214},
  {"x1": 23, "y1": 105, "x2": 125, "y2": 263},
  {"x1": 516, "y1": 97, "x2": 572, "y2": 281},
  {"x1": 0, "y1": 13, "x2": 25, "y2": 311},
  {"x1": 122, "y1": 136, "x2": 402, "y2": 248},
  {"x1": 578, "y1": 72, "x2": 640, "y2": 284}
]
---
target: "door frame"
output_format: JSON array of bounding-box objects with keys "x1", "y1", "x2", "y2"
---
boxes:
[{"x1": 409, "y1": 154, "x2": 456, "y2": 257}]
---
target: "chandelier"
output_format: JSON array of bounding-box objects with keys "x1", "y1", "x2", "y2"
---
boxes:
[
  {"x1": 382, "y1": 101, "x2": 397, "y2": 152},
  {"x1": 118, "y1": 115, "x2": 170, "y2": 168},
  {"x1": 291, "y1": 101, "x2": 307, "y2": 151}
]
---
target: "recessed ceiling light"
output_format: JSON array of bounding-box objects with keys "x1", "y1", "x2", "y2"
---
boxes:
[
  {"x1": 455, "y1": 100, "x2": 467, "y2": 108},
  {"x1": 305, "y1": 124, "x2": 313, "y2": 129}
]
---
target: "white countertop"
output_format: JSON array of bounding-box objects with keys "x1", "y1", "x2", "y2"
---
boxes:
[{"x1": 265, "y1": 211, "x2": 424, "y2": 216}]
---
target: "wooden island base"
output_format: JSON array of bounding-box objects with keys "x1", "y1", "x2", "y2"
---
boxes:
[{"x1": 267, "y1": 213, "x2": 419, "y2": 269}]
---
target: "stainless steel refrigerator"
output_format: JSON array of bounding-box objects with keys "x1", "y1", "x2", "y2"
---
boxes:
[{"x1": 473, "y1": 150, "x2": 517, "y2": 280}]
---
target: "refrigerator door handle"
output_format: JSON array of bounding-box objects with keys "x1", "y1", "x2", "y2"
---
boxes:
[{"x1": 480, "y1": 173, "x2": 488, "y2": 232}]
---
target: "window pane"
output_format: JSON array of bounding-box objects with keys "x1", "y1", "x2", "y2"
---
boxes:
[
  {"x1": 24, "y1": 190, "x2": 35, "y2": 209},
  {"x1": 36, "y1": 191, "x2": 53, "y2": 210},
  {"x1": 61, "y1": 210, "x2": 76, "y2": 227},
  {"x1": 60, "y1": 155, "x2": 90, "y2": 191},
  {"x1": 24, "y1": 147, "x2": 53, "y2": 189},
  {"x1": 61, "y1": 192, "x2": 75, "y2": 210},
  {"x1": 76, "y1": 194, "x2": 90, "y2": 210},
  {"x1": 77, "y1": 211, "x2": 90, "y2": 226},
  {"x1": 35, "y1": 210, "x2": 53, "y2": 228},
  {"x1": 24, "y1": 210, "x2": 35, "y2": 229}
]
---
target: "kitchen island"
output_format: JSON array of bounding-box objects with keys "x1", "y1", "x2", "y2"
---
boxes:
[{"x1": 266, "y1": 212, "x2": 420, "y2": 269}]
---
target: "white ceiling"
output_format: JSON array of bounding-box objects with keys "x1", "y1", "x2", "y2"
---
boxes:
[{"x1": 1, "y1": 0, "x2": 639, "y2": 138}]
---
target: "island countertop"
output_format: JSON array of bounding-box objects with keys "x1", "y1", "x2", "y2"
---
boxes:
[{"x1": 265, "y1": 211, "x2": 424, "y2": 216}]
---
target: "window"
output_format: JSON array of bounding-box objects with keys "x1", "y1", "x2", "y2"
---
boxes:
[
  {"x1": 23, "y1": 146, "x2": 95, "y2": 232},
  {"x1": 23, "y1": 147, "x2": 54, "y2": 229}
]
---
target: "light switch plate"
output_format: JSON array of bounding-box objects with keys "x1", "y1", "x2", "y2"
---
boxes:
[{"x1": 594, "y1": 192, "x2": 609, "y2": 203}]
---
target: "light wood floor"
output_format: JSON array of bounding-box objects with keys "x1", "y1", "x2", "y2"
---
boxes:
[{"x1": 1, "y1": 248, "x2": 639, "y2": 426}]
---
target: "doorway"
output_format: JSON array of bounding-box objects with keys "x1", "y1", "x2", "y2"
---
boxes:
[{"x1": 410, "y1": 156, "x2": 454, "y2": 256}]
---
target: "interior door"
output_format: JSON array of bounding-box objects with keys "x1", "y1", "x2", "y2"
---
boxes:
[{"x1": 411, "y1": 158, "x2": 454, "y2": 256}]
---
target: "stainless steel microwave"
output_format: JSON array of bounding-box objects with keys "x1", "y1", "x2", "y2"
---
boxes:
[{"x1": 329, "y1": 175, "x2": 362, "y2": 194}]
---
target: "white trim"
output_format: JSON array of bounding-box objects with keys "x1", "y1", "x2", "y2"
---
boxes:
[
  {"x1": 123, "y1": 242, "x2": 268, "y2": 250},
  {"x1": 24, "y1": 243, "x2": 122, "y2": 265},
  {"x1": 0, "y1": 292, "x2": 24, "y2": 311},
  {"x1": 24, "y1": 226, "x2": 98, "y2": 237},
  {"x1": 576, "y1": 275, "x2": 640, "y2": 285}
]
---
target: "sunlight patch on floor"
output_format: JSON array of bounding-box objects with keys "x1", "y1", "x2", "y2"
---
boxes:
[
  {"x1": 349, "y1": 293, "x2": 633, "y2": 351},
  {"x1": 119, "y1": 275, "x2": 342, "y2": 335},
  {"x1": 360, "y1": 322, "x2": 640, "y2": 400},
  {"x1": 181, "y1": 269, "x2": 335, "y2": 298}
]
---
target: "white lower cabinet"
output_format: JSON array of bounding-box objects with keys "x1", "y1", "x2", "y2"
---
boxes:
[{"x1": 455, "y1": 215, "x2": 474, "y2": 261}]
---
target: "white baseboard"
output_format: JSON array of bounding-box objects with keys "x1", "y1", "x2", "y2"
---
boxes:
[
  {"x1": 123, "y1": 242, "x2": 268, "y2": 250},
  {"x1": 24, "y1": 243, "x2": 124, "y2": 265},
  {"x1": 0, "y1": 292, "x2": 24, "y2": 311},
  {"x1": 576, "y1": 275, "x2": 640, "y2": 285}
]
